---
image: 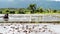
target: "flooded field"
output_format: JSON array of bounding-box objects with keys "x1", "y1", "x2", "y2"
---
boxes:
[
  {"x1": 0, "y1": 14, "x2": 60, "y2": 22},
  {"x1": 0, "y1": 14, "x2": 60, "y2": 34},
  {"x1": 0, "y1": 23, "x2": 60, "y2": 34}
]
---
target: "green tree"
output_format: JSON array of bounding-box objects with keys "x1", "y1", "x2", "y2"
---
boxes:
[
  {"x1": 28, "y1": 4, "x2": 36, "y2": 14},
  {"x1": 6, "y1": 10, "x2": 9, "y2": 12},
  {"x1": 53, "y1": 10, "x2": 57, "y2": 13},
  {"x1": 38, "y1": 8, "x2": 44, "y2": 13},
  {"x1": 18, "y1": 8, "x2": 25, "y2": 14},
  {"x1": 5, "y1": 10, "x2": 9, "y2": 14},
  {"x1": 0, "y1": 10, "x2": 2, "y2": 14},
  {"x1": 46, "y1": 9, "x2": 51, "y2": 13},
  {"x1": 9, "y1": 10, "x2": 15, "y2": 14}
]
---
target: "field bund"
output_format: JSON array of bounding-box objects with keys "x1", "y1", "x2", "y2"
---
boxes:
[{"x1": 0, "y1": 14, "x2": 60, "y2": 23}]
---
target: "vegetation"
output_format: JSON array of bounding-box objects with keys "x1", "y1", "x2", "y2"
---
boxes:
[{"x1": 0, "y1": 4, "x2": 60, "y2": 14}]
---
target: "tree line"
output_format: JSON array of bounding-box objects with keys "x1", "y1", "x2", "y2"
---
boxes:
[{"x1": 0, "y1": 4, "x2": 60, "y2": 14}]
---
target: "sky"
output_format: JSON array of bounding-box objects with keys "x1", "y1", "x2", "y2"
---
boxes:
[
  {"x1": 50, "y1": 0, "x2": 60, "y2": 1},
  {"x1": 0, "y1": 0, "x2": 60, "y2": 10}
]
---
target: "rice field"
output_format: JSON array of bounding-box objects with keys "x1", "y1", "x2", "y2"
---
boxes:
[
  {"x1": 0, "y1": 14, "x2": 60, "y2": 22},
  {"x1": 0, "y1": 14, "x2": 60, "y2": 34},
  {"x1": 0, "y1": 23, "x2": 60, "y2": 34}
]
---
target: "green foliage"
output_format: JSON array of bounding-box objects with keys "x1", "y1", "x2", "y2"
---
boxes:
[
  {"x1": 18, "y1": 8, "x2": 25, "y2": 14},
  {"x1": 9, "y1": 11, "x2": 15, "y2": 14},
  {"x1": 28, "y1": 4, "x2": 36, "y2": 14},
  {"x1": 0, "y1": 4, "x2": 60, "y2": 14},
  {"x1": 39, "y1": 8, "x2": 44, "y2": 13},
  {"x1": 53, "y1": 10, "x2": 57, "y2": 13},
  {"x1": 0, "y1": 11, "x2": 2, "y2": 14},
  {"x1": 4, "y1": 9, "x2": 9, "y2": 14}
]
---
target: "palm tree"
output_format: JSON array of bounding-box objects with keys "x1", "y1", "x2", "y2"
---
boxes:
[{"x1": 28, "y1": 4, "x2": 36, "y2": 14}]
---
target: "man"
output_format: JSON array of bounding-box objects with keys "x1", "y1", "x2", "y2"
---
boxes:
[
  {"x1": 4, "y1": 13, "x2": 9, "y2": 21},
  {"x1": 4, "y1": 14, "x2": 9, "y2": 19}
]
